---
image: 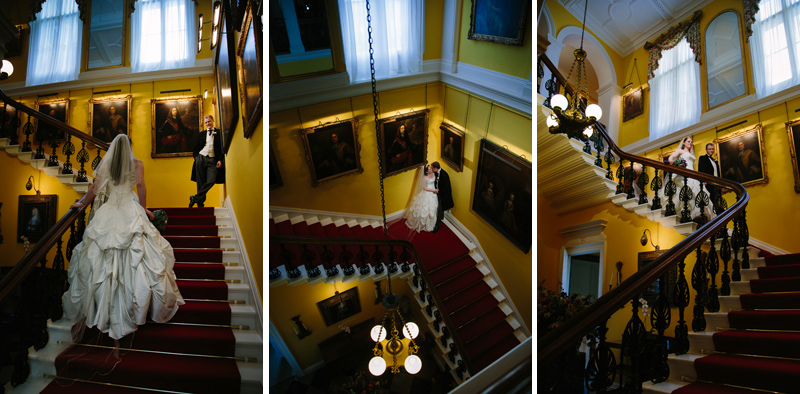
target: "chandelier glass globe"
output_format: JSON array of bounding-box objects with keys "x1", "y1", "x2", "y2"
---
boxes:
[
  {"x1": 405, "y1": 355, "x2": 422, "y2": 374},
  {"x1": 585, "y1": 104, "x2": 603, "y2": 120},
  {"x1": 370, "y1": 325, "x2": 387, "y2": 342},
  {"x1": 402, "y1": 322, "x2": 419, "y2": 340},
  {"x1": 369, "y1": 356, "x2": 387, "y2": 376},
  {"x1": 551, "y1": 94, "x2": 569, "y2": 111}
]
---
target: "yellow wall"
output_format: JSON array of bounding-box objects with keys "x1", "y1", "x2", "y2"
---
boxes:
[
  {"x1": 457, "y1": 0, "x2": 532, "y2": 79},
  {"x1": 423, "y1": 0, "x2": 444, "y2": 61}
]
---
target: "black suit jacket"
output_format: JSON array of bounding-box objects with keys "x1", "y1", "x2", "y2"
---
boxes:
[
  {"x1": 436, "y1": 169, "x2": 454, "y2": 211},
  {"x1": 191, "y1": 128, "x2": 226, "y2": 184},
  {"x1": 698, "y1": 155, "x2": 719, "y2": 177}
]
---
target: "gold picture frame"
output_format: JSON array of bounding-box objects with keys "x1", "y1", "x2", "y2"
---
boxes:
[
  {"x1": 300, "y1": 118, "x2": 363, "y2": 187},
  {"x1": 378, "y1": 109, "x2": 430, "y2": 178},
  {"x1": 622, "y1": 86, "x2": 645, "y2": 122},
  {"x1": 236, "y1": 0, "x2": 262, "y2": 139},
  {"x1": 89, "y1": 95, "x2": 132, "y2": 144},
  {"x1": 785, "y1": 119, "x2": 800, "y2": 193},
  {"x1": 715, "y1": 124, "x2": 768, "y2": 189},
  {"x1": 34, "y1": 98, "x2": 69, "y2": 143},
  {"x1": 150, "y1": 96, "x2": 203, "y2": 158},
  {"x1": 439, "y1": 123, "x2": 465, "y2": 172}
]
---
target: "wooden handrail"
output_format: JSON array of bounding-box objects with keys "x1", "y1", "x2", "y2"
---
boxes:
[
  {"x1": 270, "y1": 234, "x2": 477, "y2": 374},
  {"x1": 537, "y1": 55, "x2": 749, "y2": 365},
  {"x1": 0, "y1": 88, "x2": 110, "y2": 150}
]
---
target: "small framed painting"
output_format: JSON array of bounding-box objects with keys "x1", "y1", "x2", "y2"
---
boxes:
[
  {"x1": 17, "y1": 194, "x2": 57, "y2": 244},
  {"x1": 467, "y1": 0, "x2": 530, "y2": 46},
  {"x1": 89, "y1": 95, "x2": 132, "y2": 144},
  {"x1": 150, "y1": 96, "x2": 203, "y2": 158},
  {"x1": 622, "y1": 87, "x2": 645, "y2": 122},
  {"x1": 715, "y1": 124, "x2": 768, "y2": 188},
  {"x1": 317, "y1": 287, "x2": 361, "y2": 327},
  {"x1": 378, "y1": 109, "x2": 429, "y2": 178},
  {"x1": 440, "y1": 123, "x2": 465, "y2": 172},
  {"x1": 300, "y1": 118, "x2": 363, "y2": 186},
  {"x1": 35, "y1": 98, "x2": 69, "y2": 142},
  {"x1": 786, "y1": 119, "x2": 800, "y2": 193}
]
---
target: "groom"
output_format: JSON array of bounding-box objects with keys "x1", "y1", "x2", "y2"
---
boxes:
[
  {"x1": 190, "y1": 115, "x2": 225, "y2": 208},
  {"x1": 431, "y1": 162, "x2": 454, "y2": 233},
  {"x1": 698, "y1": 143, "x2": 721, "y2": 211}
]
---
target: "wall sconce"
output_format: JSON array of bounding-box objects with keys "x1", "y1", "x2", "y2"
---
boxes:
[
  {"x1": 640, "y1": 229, "x2": 660, "y2": 250},
  {"x1": 25, "y1": 176, "x2": 40, "y2": 195},
  {"x1": 291, "y1": 315, "x2": 311, "y2": 340},
  {"x1": 0, "y1": 60, "x2": 14, "y2": 80},
  {"x1": 204, "y1": 90, "x2": 208, "y2": 100}
]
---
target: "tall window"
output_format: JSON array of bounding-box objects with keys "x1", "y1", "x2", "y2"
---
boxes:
[
  {"x1": 649, "y1": 38, "x2": 701, "y2": 140},
  {"x1": 26, "y1": 0, "x2": 83, "y2": 86},
  {"x1": 749, "y1": 0, "x2": 800, "y2": 98},
  {"x1": 338, "y1": 0, "x2": 424, "y2": 83},
  {"x1": 130, "y1": 0, "x2": 195, "y2": 73}
]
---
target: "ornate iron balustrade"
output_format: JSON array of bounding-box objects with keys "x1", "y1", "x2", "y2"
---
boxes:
[
  {"x1": 537, "y1": 54, "x2": 750, "y2": 392},
  {"x1": 270, "y1": 234, "x2": 477, "y2": 377}
]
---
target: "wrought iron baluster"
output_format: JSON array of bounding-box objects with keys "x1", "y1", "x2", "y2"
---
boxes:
[
  {"x1": 637, "y1": 164, "x2": 649, "y2": 205},
  {"x1": 47, "y1": 133, "x2": 60, "y2": 167},
  {"x1": 279, "y1": 244, "x2": 299, "y2": 279},
  {"x1": 419, "y1": 280, "x2": 427, "y2": 303},
  {"x1": 616, "y1": 162, "x2": 626, "y2": 195},
  {"x1": 542, "y1": 73, "x2": 558, "y2": 109},
  {"x1": 433, "y1": 309, "x2": 442, "y2": 331},
  {"x1": 593, "y1": 131, "x2": 604, "y2": 168},
  {"x1": 583, "y1": 128, "x2": 593, "y2": 153},
  {"x1": 739, "y1": 209, "x2": 750, "y2": 270},
  {"x1": 372, "y1": 246, "x2": 385, "y2": 275},
  {"x1": 340, "y1": 246, "x2": 355, "y2": 277},
  {"x1": 76, "y1": 141, "x2": 89, "y2": 183},
  {"x1": 321, "y1": 245, "x2": 338, "y2": 277},
  {"x1": 650, "y1": 168, "x2": 662, "y2": 210},
  {"x1": 678, "y1": 178, "x2": 694, "y2": 223},
  {"x1": 301, "y1": 245, "x2": 320, "y2": 278},
  {"x1": 21, "y1": 114, "x2": 33, "y2": 152},
  {"x1": 387, "y1": 246, "x2": 398, "y2": 273},
  {"x1": 673, "y1": 257, "x2": 690, "y2": 354},
  {"x1": 400, "y1": 247, "x2": 411, "y2": 273},
  {"x1": 604, "y1": 149, "x2": 615, "y2": 180},
  {"x1": 412, "y1": 264, "x2": 420, "y2": 288},
  {"x1": 664, "y1": 172, "x2": 677, "y2": 217},
  {"x1": 706, "y1": 231, "x2": 721, "y2": 313},
  {"x1": 449, "y1": 343, "x2": 458, "y2": 363},
  {"x1": 91, "y1": 148, "x2": 102, "y2": 171},
  {"x1": 8, "y1": 110, "x2": 19, "y2": 145},
  {"x1": 621, "y1": 298, "x2": 646, "y2": 392},
  {"x1": 731, "y1": 212, "x2": 742, "y2": 283},
  {"x1": 625, "y1": 162, "x2": 636, "y2": 200},
  {"x1": 50, "y1": 238, "x2": 67, "y2": 321},
  {"x1": 650, "y1": 268, "x2": 671, "y2": 383},
  {"x1": 440, "y1": 325, "x2": 450, "y2": 348},
  {"x1": 61, "y1": 135, "x2": 75, "y2": 174},
  {"x1": 537, "y1": 55, "x2": 545, "y2": 93},
  {"x1": 691, "y1": 247, "x2": 707, "y2": 332},
  {"x1": 585, "y1": 318, "x2": 616, "y2": 392},
  {"x1": 34, "y1": 122, "x2": 46, "y2": 159}
]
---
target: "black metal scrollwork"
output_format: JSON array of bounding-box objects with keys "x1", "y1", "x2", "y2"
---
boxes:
[
  {"x1": 691, "y1": 248, "x2": 707, "y2": 332},
  {"x1": 664, "y1": 172, "x2": 677, "y2": 217},
  {"x1": 61, "y1": 135, "x2": 75, "y2": 174},
  {"x1": 76, "y1": 141, "x2": 89, "y2": 183},
  {"x1": 21, "y1": 114, "x2": 33, "y2": 152},
  {"x1": 650, "y1": 168, "x2": 662, "y2": 210},
  {"x1": 673, "y1": 257, "x2": 690, "y2": 355},
  {"x1": 706, "y1": 231, "x2": 721, "y2": 313},
  {"x1": 678, "y1": 180, "x2": 694, "y2": 224},
  {"x1": 621, "y1": 299, "x2": 646, "y2": 392},
  {"x1": 585, "y1": 319, "x2": 616, "y2": 392},
  {"x1": 637, "y1": 165, "x2": 649, "y2": 205}
]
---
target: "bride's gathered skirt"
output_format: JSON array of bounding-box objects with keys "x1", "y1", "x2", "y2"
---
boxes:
[
  {"x1": 63, "y1": 192, "x2": 184, "y2": 340},
  {"x1": 405, "y1": 190, "x2": 438, "y2": 232}
]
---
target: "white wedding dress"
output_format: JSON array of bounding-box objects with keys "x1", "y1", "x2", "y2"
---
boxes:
[
  {"x1": 63, "y1": 177, "x2": 185, "y2": 340},
  {"x1": 405, "y1": 177, "x2": 439, "y2": 232},
  {"x1": 670, "y1": 151, "x2": 715, "y2": 221}
]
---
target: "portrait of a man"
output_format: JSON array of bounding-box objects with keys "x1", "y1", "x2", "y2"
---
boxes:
[
  {"x1": 440, "y1": 123, "x2": 465, "y2": 172},
  {"x1": 623, "y1": 87, "x2": 644, "y2": 122},
  {"x1": 379, "y1": 109, "x2": 429, "y2": 178},
  {"x1": 35, "y1": 99, "x2": 69, "y2": 142},
  {"x1": 717, "y1": 124, "x2": 768, "y2": 187},
  {"x1": 90, "y1": 96, "x2": 131, "y2": 144},
  {"x1": 151, "y1": 97, "x2": 202, "y2": 158},
  {"x1": 17, "y1": 194, "x2": 57, "y2": 244},
  {"x1": 301, "y1": 118, "x2": 363, "y2": 186}
]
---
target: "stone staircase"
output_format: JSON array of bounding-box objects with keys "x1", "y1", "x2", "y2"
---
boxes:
[{"x1": 0, "y1": 138, "x2": 92, "y2": 194}]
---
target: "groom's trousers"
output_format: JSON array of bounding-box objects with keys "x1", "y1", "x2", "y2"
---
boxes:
[{"x1": 193, "y1": 154, "x2": 217, "y2": 204}]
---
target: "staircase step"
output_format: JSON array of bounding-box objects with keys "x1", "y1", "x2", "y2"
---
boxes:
[
  {"x1": 173, "y1": 300, "x2": 232, "y2": 325},
  {"x1": 165, "y1": 236, "x2": 221, "y2": 249},
  {"x1": 670, "y1": 381, "x2": 763, "y2": 394},
  {"x1": 642, "y1": 379, "x2": 689, "y2": 394},
  {"x1": 166, "y1": 215, "x2": 219, "y2": 226},
  {"x1": 456, "y1": 307, "x2": 508, "y2": 343},
  {"x1": 739, "y1": 292, "x2": 800, "y2": 310},
  {"x1": 173, "y1": 263, "x2": 227, "y2": 280},
  {"x1": 428, "y1": 255, "x2": 477, "y2": 286},
  {"x1": 448, "y1": 293, "x2": 500, "y2": 329},
  {"x1": 150, "y1": 207, "x2": 217, "y2": 217},
  {"x1": 174, "y1": 248, "x2": 223, "y2": 263},
  {"x1": 728, "y1": 310, "x2": 800, "y2": 331},
  {"x1": 162, "y1": 225, "x2": 218, "y2": 236},
  {"x1": 749, "y1": 276, "x2": 800, "y2": 293},
  {"x1": 693, "y1": 353, "x2": 800, "y2": 393},
  {"x1": 435, "y1": 269, "x2": 486, "y2": 300},
  {"x1": 176, "y1": 280, "x2": 228, "y2": 300},
  {"x1": 462, "y1": 320, "x2": 514, "y2": 360},
  {"x1": 756, "y1": 264, "x2": 800, "y2": 279},
  {"x1": 441, "y1": 281, "x2": 493, "y2": 312},
  {"x1": 471, "y1": 333, "x2": 520, "y2": 372},
  {"x1": 713, "y1": 330, "x2": 800, "y2": 359}
]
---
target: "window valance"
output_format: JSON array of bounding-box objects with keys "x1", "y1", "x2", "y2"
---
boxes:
[
  {"x1": 644, "y1": 10, "x2": 703, "y2": 79},
  {"x1": 743, "y1": 0, "x2": 760, "y2": 39}
]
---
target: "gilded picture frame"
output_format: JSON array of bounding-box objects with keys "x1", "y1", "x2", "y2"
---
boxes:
[
  {"x1": 89, "y1": 95, "x2": 132, "y2": 144},
  {"x1": 34, "y1": 98, "x2": 69, "y2": 143},
  {"x1": 378, "y1": 109, "x2": 429, "y2": 178},
  {"x1": 439, "y1": 123, "x2": 465, "y2": 172},
  {"x1": 467, "y1": 0, "x2": 530, "y2": 46},
  {"x1": 785, "y1": 119, "x2": 800, "y2": 193},
  {"x1": 300, "y1": 118, "x2": 363, "y2": 187},
  {"x1": 236, "y1": 0, "x2": 262, "y2": 139},
  {"x1": 622, "y1": 86, "x2": 645, "y2": 122},
  {"x1": 317, "y1": 287, "x2": 361, "y2": 327},
  {"x1": 17, "y1": 194, "x2": 57, "y2": 244},
  {"x1": 150, "y1": 96, "x2": 203, "y2": 158},
  {"x1": 214, "y1": 0, "x2": 239, "y2": 154},
  {"x1": 715, "y1": 124, "x2": 768, "y2": 189}
]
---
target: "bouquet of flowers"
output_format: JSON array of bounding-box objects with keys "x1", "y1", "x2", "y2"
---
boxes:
[
  {"x1": 330, "y1": 371, "x2": 386, "y2": 394},
  {"x1": 538, "y1": 282, "x2": 593, "y2": 338},
  {"x1": 150, "y1": 209, "x2": 168, "y2": 231},
  {"x1": 673, "y1": 157, "x2": 687, "y2": 168}
]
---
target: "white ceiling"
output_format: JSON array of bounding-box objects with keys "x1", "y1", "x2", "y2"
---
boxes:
[{"x1": 556, "y1": 0, "x2": 714, "y2": 57}]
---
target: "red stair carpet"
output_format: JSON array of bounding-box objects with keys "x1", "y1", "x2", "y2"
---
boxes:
[
  {"x1": 674, "y1": 253, "x2": 800, "y2": 394},
  {"x1": 40, "y1": 207, "x2": 241, "y2": 394},
  {"x1": 272, "y1": 214, "x2": 521, "y2": 374}
]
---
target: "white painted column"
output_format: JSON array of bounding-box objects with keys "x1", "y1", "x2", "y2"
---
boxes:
[
  {"x1": 280, "y1": 0, "x2": 306, "y2": 55},
  {"x1": 597, "y1": 82, "x2": 622, "y2": 143},
  {"x1": 540, "y1": 34, "x2": 564, "y2": 97}
]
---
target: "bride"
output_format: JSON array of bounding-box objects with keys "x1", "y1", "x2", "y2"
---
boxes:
[
  {"x1": 667, "y1": 136, "x2": 715, "y2": 222},
  {"x1": 65, "y1": 134, "x2": 184, "y2": 340},
  {"x1": 405, "y1": 164, "x2": 439, "y2": 232}
]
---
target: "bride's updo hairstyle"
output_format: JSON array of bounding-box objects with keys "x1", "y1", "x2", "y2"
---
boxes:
[{"x1": 423, "y1": 164, "x2": 429, "y2": 175}]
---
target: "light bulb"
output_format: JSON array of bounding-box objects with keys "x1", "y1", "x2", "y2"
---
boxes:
[
  {"x1": 586, "y1": 104, "x2": 603, "y2": 120},
  {"x1": 583, "y1": 127, "x2": 594, "y2": 138},
  {"x1": 551, "y1": 94, "x2": 568, "y2": 110},
  {"x1": 370, "y1": 325, "x2": 386, "y2": 342},
  {"x1": 546, "y1": 114, "x2": 558, "y2": 128},
  {"x1": 405, "y1": 355, "x2": 422, "y2": 374},
  {"x1": 1, "y1": 60, "x2": 14, "y2": 77},
  {"x1": 369, "y1": 356, "x2": 386, "y2": 376},
  {"x1": 402, "y1": 322, "x2": 419, "y2": 339}
]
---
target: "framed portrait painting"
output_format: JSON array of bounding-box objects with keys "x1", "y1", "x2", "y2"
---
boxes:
[
  {"x1": 17, "y1": 194, "x2": 57, "y2": 244},
  {"x1": 378, "y1": 109, "x2": 429, "y2": 178},
  {"x1": 300, "y1": 118, "x2": 363, "y2": 186},
  {"x1": 622, "y1": 87, "x2": 645, "y2": 122},
  {"x1": 214, "y1": 0, "x2": 239, "y2": 154},
  {"x1": 786, "y1": 119, "x2": 800, "y2": 193},
  {"x1": 472, "y1": 139, "x2": 532, "y2": 253},
  {"x1": 638, "y1": 249, "x2": 678, "y2": 307},
  {"x1": 89, "y1": 95, "x2": 131, "y2": 144},
  {"x1": 151, "y1": 96, "x2": 203, "y2": 158},
  {"x1": 35, "y1": 98, "x2": 69, "y2": 142},
  {"x1": 1, "y1": 103, "x2": 19, "y2": 142},
  {"x1": 236, "y1": 0, "x2": 262, "y2": 139},
  {"x1": 715, "y1": 124, "x2": 768, "y2": 188},
  {"x1": 467, "y1": 0, "x2": 530, "y2": 46},
  {"x1": 317, "y1": 287, "x2": 361, "y2": 327},
  {"x1": 440, "y1": 123, "x2": 465, "y2": 172}
]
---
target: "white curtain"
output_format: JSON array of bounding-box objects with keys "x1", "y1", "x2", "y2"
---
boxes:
[
  {"x1": 130, "y1": 0, "x2": 195, "y2": 73},
  {"x1": 649, "y1": 39, "x2": 702, "y2": 140},
  {"x1": 26, "y1": 0, "x2": 82, "y2": 86},
  {"x1": 338, "y1": 0, "x2": 424, "y2": 83},
  {"x1": 749, "y1": 0, "x2": 800, "y2": 98}
]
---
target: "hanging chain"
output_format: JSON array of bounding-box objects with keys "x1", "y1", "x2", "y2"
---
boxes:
[{"x1": 366, "y1": 0, "x2": 393, "y2": 295}]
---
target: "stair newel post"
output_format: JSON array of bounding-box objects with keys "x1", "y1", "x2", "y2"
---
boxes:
[
  {"x1": 691, "y1": 247, "x2": 707, "y2": 332},
  {"x1": 706, "y1": 231, "x2": 721, "y2": 312},
  {"x1": 21, "y1": 114, "x2": 33, "y2": 152},
  {"x1": 76, "y1": 141, "x2": 89, "y2": 182},
  {"x1": 664, "y1": 172, "x2": 677, "y2": 217},
  {"x1": 300, "y1": 245, "x2": 320, "y2": 278},
  {"x1": 604, "y1": 149, "x2": 615, "y2": 180},
  {"x1": 731, "y1": 213, "x2": 742, "y2": 283},
  {"x1": 321, "y1": 245, "x2": 338, "y2": 278},
  {"x1": 678, "y1": 178, "x2": 694, "y2": 224},
  {"x1": 625, "y1": 162, "x2": 637, "y2": 200},
  {"x1": 279, "y1": 244, "x2": 300, "y2": 279},
  {"x1": 650, "y1": 268, "x2": 672, "y2": 383},
  {"x1": 585, "y1": 318, "x2": 616, "y2": 392},
  {"x1": 650, "y1": 168, "x2": 662, "y2": 210},
  {"x1": 637, "y1": 164, "x2": 649, "y2": 205},
  {"x1": 61, "y1": 134, "x2": 75, "y2": 174},
  {"x1": 357, "y1": 246, "x2": 370, "y2": 276},
  {"x1": 621, "y1": 298, "x2": 646, "y2": 392},
  {"x1": 615, "y1": 161, "x2": 626, "y2": 195},
  {"x1": 339, "y1": 246, "x2": 355, "y2": 277},
  {"x1": 673, "y1": 257, "x2": 690, "y2": 354}
]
